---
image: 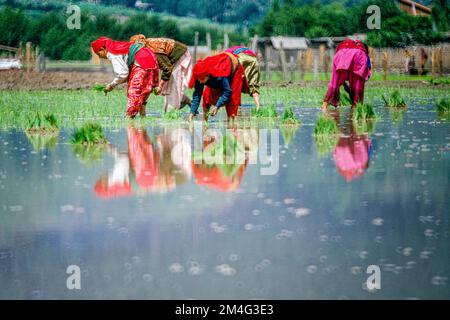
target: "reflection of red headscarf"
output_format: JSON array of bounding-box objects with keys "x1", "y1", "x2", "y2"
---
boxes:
[
  {"x1": 91, "y1": 36, "x2": 132, "y2": 55},
  {"x1": 94, "y1": 177, "x2": 132, "y2": 199},
  {"x1": 192, "y1": 161, "x2": 246, "y2": 192},
  {"x1": 189, "y1": 53, "x2": 233, "y2": 88},
  {"x1": 127, "y1": 127, "x2": 160, "y2": 190}
]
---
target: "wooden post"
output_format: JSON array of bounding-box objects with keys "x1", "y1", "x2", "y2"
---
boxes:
[
  {"x1": 383, "y1": 50, "x2": 388, "y2": 81},
  {"x1": 289, "y1": 55, "x2": 295, "y2": 82},
  {"x1": 431, "y1": 47, "x2": 435, "y2": 80},
  {"x1": 313, "y1": 49, "x2": 319, "y2": 81},
  {"x1": 17, "y1": 41, "x2": 22, "y2": 59},
  {"x1": 206, "y1": 32, "x2": 212, "y2": 55},
  {"x1": 265, "y1": 42, "x2": 270, "y2": 81},
  {"x1": 224, "y1": 33, "x2": 229, "y2": 50},
  {"x1": 251, "y1": 34, "x2": 258, "y2": 53},
  {"x1": 26, "y1": 42, "x2": 31, "y2": 73},
  {"x1": 279, "y1": 40, "x2": 288, "y2": 82},
  {"x1": 194, "y1": 31, "x2": 199, "y2": 64},
  {"x1": 319, "y1": 44, "x2": 325, "y2": 81},
  {"x1": 34, "y1": 46, "x2": 40, "y2": 72},
  {"x1": 438, "y1": 47, "x2": 443, "y2": 78},
  {"x1": 297, "y1": 51, "x2": 303, "y2": 81}
]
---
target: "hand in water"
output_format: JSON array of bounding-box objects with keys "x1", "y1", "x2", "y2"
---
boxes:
[
  {"x1": 188, "y1": 113, "x2": 195, "y2": 122},
  {"x1": 210, "y1": 106, "x2": 219, "y2": 117},
  {"x1": 104, "y1": 84, "x2": 114, "y2": 95}
]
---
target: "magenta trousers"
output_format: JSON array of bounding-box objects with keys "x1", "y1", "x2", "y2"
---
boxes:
[{"x1": 324, "y1": 69, "x2": 366, "y2": 107}]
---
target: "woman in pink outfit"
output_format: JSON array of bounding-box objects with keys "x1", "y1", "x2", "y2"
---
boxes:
[{"x1": 322, "y1": 38, "x2": 371, "y2": 113}]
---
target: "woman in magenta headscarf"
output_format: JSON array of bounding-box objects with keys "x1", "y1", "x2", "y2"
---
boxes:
[
  {"x1": 322, "y1": 38, "x2": 371, "y2": 113},
  {"x1": 91, "y1": 36, "x2": 159, "y2": 118}
]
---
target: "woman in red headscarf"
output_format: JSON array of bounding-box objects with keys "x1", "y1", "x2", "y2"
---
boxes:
[
  {"x1": 91, "y1": 36, "x2": 159, "y2": 118},
  {"x1": 188, "y1": 52, "x2": 247, "y2": 122}
]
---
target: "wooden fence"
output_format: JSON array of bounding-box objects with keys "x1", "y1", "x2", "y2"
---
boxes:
[{"x1": 6, "y1": 38, "x2": 450, "y2": 81}]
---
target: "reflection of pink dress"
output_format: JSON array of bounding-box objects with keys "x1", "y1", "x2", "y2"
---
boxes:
[
  {"x1": 333, "y1": 136, "x2": 371, "y2": 182},
  {"x1": 324, "y1": 47, "x2": 370, "y2": 106}
]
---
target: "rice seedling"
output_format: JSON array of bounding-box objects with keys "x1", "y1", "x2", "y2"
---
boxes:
[
  {"x1": 382, "y1": 90, "x2": 407, "y2": 108},
  {"x1": 71, "y1": 123, "x2": 108, "y2": 145},
  {"x1": 314, "y1": 115, "x2": 340, "y2": 136},
  {"x1": 429, "y1": 78, "x2": 450, "y2": 86},
  {"x1": 252, "y1": 105, "x2": 278, "y2": 118},
  {"x1": 92, "y1": 84, "x2": 106, "y2": 92},
  {"x1": 339, "y1": 91, "x2": 352, "y2": 106},
  {"x1": 353, "y1": 103, "x2": 377, "y2": 121},
  {"x1": 436, "y1": 99, "x2": 450, "y2": 114},
  {"x1": 163, "y1": 109, "x2": 182, "y2": 121},
  {"x1": 313, "y1": 115, "x2": 340, "y2": 156},
  {"x1": 281, "y1": 106, "x2": 300, "y2": 125},
  {"x1": 26, "y1": 112, "x2": 59, "y2": 133},
  {"x1": 436, "y1": 99, "x2": 450, "y2": 120},
  {"x1": 0, "y1": 86, "x2": 447, "y2": 130}
]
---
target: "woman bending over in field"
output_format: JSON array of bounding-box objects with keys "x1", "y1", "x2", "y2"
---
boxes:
[
  {"x1": 225, "y1": 46, "x2": 261, "y2": 110},
  {"x1": 130, "y1": 34, "x2": 192, "y2": 112},
  {"x1": 188, "y1": 52, "x2": 247, "y2": 123},
  {"x1": 91, "y1": 36, "x2": 159, "y2": 118},
  {"x1": 322, "y1": 38, "x2": 371, "y2": 113}
]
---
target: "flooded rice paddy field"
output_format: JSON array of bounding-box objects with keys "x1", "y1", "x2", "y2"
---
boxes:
[{"x1": 0, "y1": 87, "x2": 449, "y2": 299}]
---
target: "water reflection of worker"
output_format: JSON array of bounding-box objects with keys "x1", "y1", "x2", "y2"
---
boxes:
[
  {"x1": 94, "y1": 126, "x2": 191, "y2": 198},
  {"x1": 94, "y1": 145, "x2": 132, "y2": 199},
  {"x1": 328, "y1": 111, "x2": 373, "y2": 182},
  {"x1": 191, "y1": 127, "x2": 258, "y2": 192}
]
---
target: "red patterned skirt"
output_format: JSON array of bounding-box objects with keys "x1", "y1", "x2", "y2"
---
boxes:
[{"x1": 126, "y1": 65, "x2": 159, "y2": 117}]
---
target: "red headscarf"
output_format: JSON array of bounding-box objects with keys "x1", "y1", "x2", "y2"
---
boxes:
[
  {"x1": 189, "y1": 53, "x2": 233, "y2": 88},
  {"x1": 91, "y1": 36, "x2": 132, "y2": 55},
  {"x1": 336, "y1": 38, "x2": 368, "y2": 54}
]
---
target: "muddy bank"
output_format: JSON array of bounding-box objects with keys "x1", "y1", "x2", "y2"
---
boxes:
[
  {"x1": 0, "y1": 70, "x2": 114, "y2": 90},
  {"x1": 0, "y1": 70, "x2": 445, "y2": 90}
]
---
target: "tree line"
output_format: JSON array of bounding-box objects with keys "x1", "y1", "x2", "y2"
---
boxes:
[
  {"x1": 254, "y1": 0, "x2": 448, "y2": 47},
  {"x1": 0, "y1": 6, "x2": 246, "y2": 60}
]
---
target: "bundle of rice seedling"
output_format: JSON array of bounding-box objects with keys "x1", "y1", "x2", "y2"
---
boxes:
[
  {"x1": 251, "y1": 105, "x2": 278, "y2": 118},
  {"x1": 281, "y1": 106, "x2": 300, "y2": 125},
  {"x1": 92, "y1": 84, "x2": 106, "y2": 92},
  {"x1": 353, "y1": 103, "x2": 377, "y2": 121},
  {"x1": 26, "y1": 112, "x2": 59, "y2": 133},
  {"x1": 382, "y1": 90, "x2": 407, "y2": 108},
  {"x1": 314, "y1": 115, "x2": 340, "y2": 136},
  {"x1": 339, "y1": 92, "x2": 352, "y2": 106},
  {"x1": 71, "y1": 123, "x2": 107, "y2": 145},
  {"x1": 163, "y1": 109, "x2": 182, "y2": 120},
  {"x1": 436, "y1": 99, "x2": 450, "y2": 114}
]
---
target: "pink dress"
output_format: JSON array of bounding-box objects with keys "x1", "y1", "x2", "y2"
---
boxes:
[{"x1": 324, "y1": 47, "x2": 371, "y2": 107}]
